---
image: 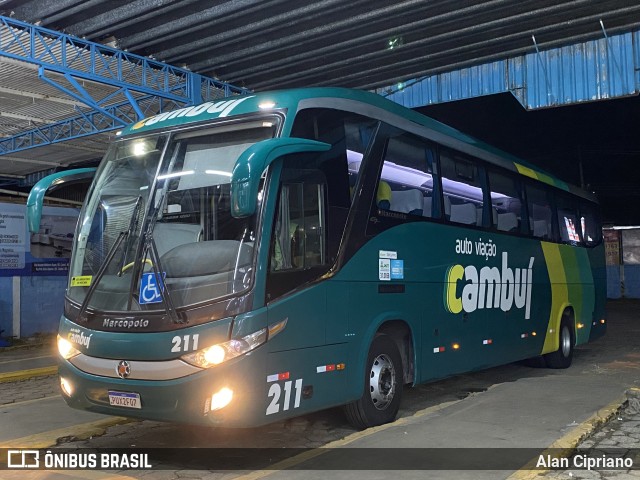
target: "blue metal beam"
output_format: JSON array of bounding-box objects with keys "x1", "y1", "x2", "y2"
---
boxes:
[
  {"x1": 0, "y1": 15, "x2": 248, "y2": 156},
  {"x1": 0, "y1": 95, "x2": 182, "y2": 156},
  {"x1": 378, "y1": 29, "x2": 639, "y2": 111}
]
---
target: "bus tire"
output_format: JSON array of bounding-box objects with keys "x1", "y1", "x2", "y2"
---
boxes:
[
  {"x1": 344, "y1": 334, "x2": 403, "y2": 429},
  {"x1": 544, "y1": 314, "x2": 575, "y2": 369}
]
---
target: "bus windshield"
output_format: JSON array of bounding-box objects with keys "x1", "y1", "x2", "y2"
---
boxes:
[{"x1": 68, "y1": 119, "x2": 277, "y2": 313}]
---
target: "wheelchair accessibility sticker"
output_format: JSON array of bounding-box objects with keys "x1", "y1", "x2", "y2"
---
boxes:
[{"x1": 139, "y1": 272, "x2": 166, "y2": 304}]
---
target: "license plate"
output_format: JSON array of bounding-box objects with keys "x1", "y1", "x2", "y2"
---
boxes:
[{"x1": 108, "y1": 390, "x2": 141, "y2": 409}]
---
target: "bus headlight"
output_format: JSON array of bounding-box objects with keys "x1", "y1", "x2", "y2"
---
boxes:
[
  {"x1": 57, "y1": 335, "x2": 80, "y2": 360},
  {"x1": 182, "y1": 328, "x2": 267, "y2": 368}
]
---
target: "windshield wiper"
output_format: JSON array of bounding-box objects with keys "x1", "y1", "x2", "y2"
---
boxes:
[
  {"x1": 122, "y1": 169, "x2": 184, "y2": 323},
  {"x1": 77, "y1": 196, "x2": 143, "y2": 323},
  {"x1": 77, "y1": 230, "x2": 127, "y2": 322}
]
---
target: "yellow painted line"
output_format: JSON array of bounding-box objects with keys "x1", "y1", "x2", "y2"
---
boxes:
[
  {"x1": 506, "y1": 393, "x2": 627, "y2": 480},
  {"x1": 0, "y1": 366, "x2": 58, "y2": 383},
  {"x1": 0, "y1": 416, "x2": 133, "y2": 449},
  {"x1": 235, "y1": 398, "x2": 462, "y2": 480}
]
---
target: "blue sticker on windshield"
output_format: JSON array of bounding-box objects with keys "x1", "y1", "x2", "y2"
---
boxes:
[{"x1": 139, "y1": 272, "x2": 166, "y2": 304}]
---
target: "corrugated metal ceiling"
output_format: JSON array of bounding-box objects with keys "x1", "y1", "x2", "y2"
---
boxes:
[{"x1": 1, "y1": 0, "x2": 640, "y2": 179}]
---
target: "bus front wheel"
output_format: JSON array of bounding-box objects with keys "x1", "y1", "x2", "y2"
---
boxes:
[
  {"x1": 344, "y1": 334, "x2": 403, "y2": 429},
  {"x1": 544, "y1": 314, "x2": 575, "y2": 369}
]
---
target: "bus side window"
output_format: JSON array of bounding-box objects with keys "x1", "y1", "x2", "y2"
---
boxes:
[
  {"x1": 270, "y1": 162, "x2": 327, "y2": 266},
  {"x1": 525, "y1": 183, "x2": 553, "y2": 240},
  {"x1": 271, "y1": 180, "x2": 326, "y2": 271},
  {"x1": 578, "y1": 202, "x2": 601, "y2": 246},
  {"x1": 267, "y1": 166, "x2": 329, "y2": 301},
  {"x1": 290, "y1": 108, "x2": 377, "y2": 208},
  {"x1": 376, "y1": 132, "x2": 438, "y2": 218},
  {"x1": 488, "y1": 169, "x2": 524, "y2": 233},
  {"x1": 556, "y1": 194, "x2": 582, "y2": 245},
  {"x1": 440, "y1": 151, "x2": 486, "y2": 226}
]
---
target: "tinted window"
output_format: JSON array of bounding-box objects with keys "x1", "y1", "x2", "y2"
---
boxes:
[
  {"x1": 488, "y1": 170, "x2": 524, "y2": 233},
  {"x1": 556, "y1": 194, "x2": 581, "y2": 245},
  {"x1": 525, "y1": 183, "x2": 553, "y2": 240},
  {"x1": 578, "y1": 202, "x2": 602, "y2": 246},
  {"x1": 440, "y1": 150, "x2": 486, "y2": 227},
  {"x1": 291, "y1": 109, "x2": 377, "y2": 207},
  {"x1": 376, "y1": 132, "x2": 438, "y2": 218}
]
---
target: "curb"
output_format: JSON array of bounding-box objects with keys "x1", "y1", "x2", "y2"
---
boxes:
[
  {"x1": 506, "y1": 391, "x2": 629, "y2": 480},
  {"x1": 0, "y1": 366, "x2": 58, "y2": 383}
]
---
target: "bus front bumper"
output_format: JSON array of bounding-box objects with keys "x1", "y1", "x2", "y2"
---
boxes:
[{"x1": 58, "y1": 351, "x2": 268, "y2": 427}]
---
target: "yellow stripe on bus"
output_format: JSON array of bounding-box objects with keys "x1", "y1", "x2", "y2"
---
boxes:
[
  {"x1": 514, "y1": 163, "x2": 558, "y2": 188},
  {"x1": 541, "y1": 243, "x2": 569, "y2": 355},
  {"x1": 514, "y1": 163, "x2": 539, "y2": 180}
]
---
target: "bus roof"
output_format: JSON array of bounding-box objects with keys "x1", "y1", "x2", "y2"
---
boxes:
[{"x1": 120, "y1": 87, "x2": 597, "y2": 203}]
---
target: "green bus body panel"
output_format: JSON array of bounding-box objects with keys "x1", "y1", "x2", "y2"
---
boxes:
[
  {"x1": 231, "y1": 137, "x2": 330, "y2": 217},
  {"x1": 57, "y1": 221, "x2": 605, "y2": 426},
  {"x1": 334, "y1": 223, "x2": 551, "y2": 386},
  {"x1": 52, "y1": 88, "x2": 606, "y2": 427},
  {"x1": 26, "y1": 168, "x2": 97, "y2": 233}
]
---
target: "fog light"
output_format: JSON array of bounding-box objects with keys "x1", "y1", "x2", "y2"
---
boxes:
[
  {"x1": 60, "y1": 377, "x2": 73, "y2": 396},
  {"x1": 210, "y1": 387, "x2": 233, "y2": 411}
]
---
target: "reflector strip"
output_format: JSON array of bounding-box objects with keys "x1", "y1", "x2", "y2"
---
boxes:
[
  {"x1": 433, "y1": 346, "x2": 445, "y2": 353},
  {"x1": 266, "y1": 372, "x2": 290, "y2": 383},
  {"x1": 316, "y1": 364, "x2": 336, "y2": 373},
  {"x1": 483, "y1": 339, "x2": 493, "y2": 345}
]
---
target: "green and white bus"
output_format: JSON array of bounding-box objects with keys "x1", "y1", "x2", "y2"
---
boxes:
[{"x1": 29, "y1": 87, "x2": 606, "y2": 429}]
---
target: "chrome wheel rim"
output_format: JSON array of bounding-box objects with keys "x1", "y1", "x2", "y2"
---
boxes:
[{"x1": 369, "y1": 353, "x2": 396, "y2": 410}]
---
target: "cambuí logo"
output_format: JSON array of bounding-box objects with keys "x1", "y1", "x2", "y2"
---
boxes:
[
  {"x1": 444, "y1": 252, "x2": 535, "y2": 319},
  {"x1": 68, "y1": 329, "x2": 92, "y2": 348},
  {"x1": 131, "y1": 96, "x2": 255, "y2": 130}
]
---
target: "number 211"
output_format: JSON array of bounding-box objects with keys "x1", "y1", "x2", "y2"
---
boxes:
[{"x1": 266, "y1": 379, "x2": 303, "y2": 415}]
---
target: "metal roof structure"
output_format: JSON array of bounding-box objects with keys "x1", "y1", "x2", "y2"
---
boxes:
[{"x1": 1, "y1": 0, "x2": 640, "y2": 184}]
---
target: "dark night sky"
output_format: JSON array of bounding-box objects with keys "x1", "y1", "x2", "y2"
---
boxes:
[{"x1": 418, "y1": 93, "x2": 640, "y2": 226}]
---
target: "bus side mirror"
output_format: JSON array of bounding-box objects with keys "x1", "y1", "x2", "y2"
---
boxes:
[
  {"x1": 26, "y1": 168, "x2": 97, "y2": 233},
  {"x1": 231, "y1": 138, "x2": 330, "y2": 218}
]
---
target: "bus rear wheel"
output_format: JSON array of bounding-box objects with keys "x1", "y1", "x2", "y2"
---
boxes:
[
  {"x1": 344, "y1": 334, "x2": 403, "y2": 429},
  {"x1": 544, "y1": 314, "x2": 575, "y2": 369}
]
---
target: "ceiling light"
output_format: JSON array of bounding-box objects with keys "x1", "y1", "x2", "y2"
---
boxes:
[{"x1": 387, "y1": 36, "x2": 403, "y2": 50}]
